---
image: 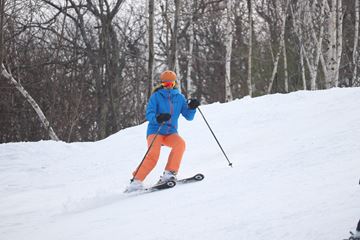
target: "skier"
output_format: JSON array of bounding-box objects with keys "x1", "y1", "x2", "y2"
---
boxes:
[
  {"x1": 349, "y1": 219, "x2": 360, "y2": 240},
  {"x1": 126, "y1": 70, "x2": 200, "y2": 192},
  {"x1": 346, "y1": 179, "x2": 360, "y2": 240}
]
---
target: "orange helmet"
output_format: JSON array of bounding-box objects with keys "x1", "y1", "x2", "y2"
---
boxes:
[{"x1": 160, "y1": 70, "x2": 177, "y2": 82}]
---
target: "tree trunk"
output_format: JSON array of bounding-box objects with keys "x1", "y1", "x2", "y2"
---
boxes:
[
  {"x1": 73, "y1": 0, "x2": 124, "y2": 139},
  {"x1": 186, "y1": 0, "x2": 196, "y2": 98},
  {"x1": 280, "y1": 0, "x2": 289, "y2": 92},
  {"x1": 168, "y1": 0, "x2": 180, "y2": 70},
  {"x1": 325, "y1": 0, "x2": 338, "y2": 88},
  {"x1": 175, "y1": 48, "x2": 182, "y2": 93},
  {"x1": 247, "y1": 0, "x2": 253, "y2": 97},
  {"x1": 267, "y1": 0, "x2": 289, "y2": 94},
  {"x1": 225, "y1": 0, "x2": 234, "y2": 102},
  {"x1": 306, "y1": 0, "x2": 326, "y2": 90},
  {"x1": 0, "y1": 0, "x2": 5, "y2": 64},
  {"x1": 1, "y1": 64, "x2": 59, "y2": 141},
  {"x1": 334, "y1": 0, "x2": 343, "y2": 87},
  {"x1": 352, "y1": 0, "x2": 359, "y2": 86},
  {"x1": 282, "y1": 30, "x2": 289, "y2": 92},
  {"x1": 291, "y1": 2, "x2": 307, "y2": 90},
  {"x1": 147, "y1": 0, "x2": 155, "y2": 98},
  {"x1": 186, "y1": 19, "x2": 195, "y2": 97},
  {"x1": 300, "y1": 45, "x2": 307, "y2": 90}
]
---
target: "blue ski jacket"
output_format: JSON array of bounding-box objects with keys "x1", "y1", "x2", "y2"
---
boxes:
[{"x1": 146, "y1": 88, "x2": 196, "y2": 136}]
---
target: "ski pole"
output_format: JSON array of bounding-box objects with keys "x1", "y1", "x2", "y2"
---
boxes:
[
  {"x1": 197, "y1": 107, "x2": 233, "y2": 167},
  {"x1": 131, "y1": 122, "x2": 164, "y2": 182}
]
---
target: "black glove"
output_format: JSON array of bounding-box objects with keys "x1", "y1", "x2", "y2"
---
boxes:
[
  {"x1": 188, "y1": 99, "x2": 200, "y2": 109},
  {"x1": 156, "y1": 113, "x2": 171, "y2": 123}
]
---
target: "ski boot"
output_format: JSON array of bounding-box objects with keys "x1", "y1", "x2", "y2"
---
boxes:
[
  {"x1": 125, "y1": 179, "x2": 144, "y2": 193},
  {"x1": 156, "y1": 170, "x2": 177, "y2": 185}
]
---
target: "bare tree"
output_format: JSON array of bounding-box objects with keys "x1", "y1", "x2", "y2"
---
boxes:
[
  {"x1": 0, "y1": 0, "x2": 4, "y2": 64},
  {"x1": 282, "y1": 19, "x2": 288, "y2": 93},
  {"x1": 335, "y1": 0, "x2": 343, "y2": 85},
  {"x1": 42, "y1": 0, "x2": 126, "y2": 139},
  {"x1": 322, "y1": 0, "x2": 344, "y2": 88},
  {"x1": 267, "y1": 0, "x2": 290, "y2": 94},
  {"x1": 1, "y1": 64, "x2": 59, "y2": 140},
  {"x1": 352, "y1": 0, "x2": 359, "y2": 86},
  {"x1": 299, "y1": 0, "x2": 326, "y2": 90},
  {"x1": 225, "y1": 0, "x2": 234, "y2": 102},
  {"x1": 290, "y1": 3, "x2": 307, "y2": 90},
  {"x1": 247, "y1": 0, "x2": 253, "y2": 97},
  {"x1": 299, "y1": 45, "x2": 307, "y2": 90},
  {"x1": 185, "y1": 0, "x2": 196, "y2": 98},
  {"x1": 168, "y1": 0, "x2": 180, "y2": 71},
  {"x1": 147, "y1": 0, "x2": 155, "y2": 97}
]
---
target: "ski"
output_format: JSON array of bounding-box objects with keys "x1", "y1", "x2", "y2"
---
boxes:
[
  {"x1": 145, "y1": 180, "x2": 176, "y2": 192},
  {"x1": 124, "y1": 174, "x2": 203, "y2": 195},
  {"x1": 177, "y1": 173, "x2": 205, "y2": 184},
  {"x1": 124, "y1": 180, "x2": 176, "y2": 194}
]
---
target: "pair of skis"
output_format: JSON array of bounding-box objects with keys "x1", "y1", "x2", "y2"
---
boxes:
[
  {"x1": 343, "y1": 231, "x2": 360, "y2": 240},
  {"x1": 147, "y1": 173, "x2": 204, "y2": 192},
  {"x1": 127, "y1": 173, "x2": 204, "y2": 194}
]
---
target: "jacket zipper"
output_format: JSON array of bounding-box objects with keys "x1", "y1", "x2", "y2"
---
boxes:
[{"x1": 167, "y1": 91, "x2": 174, "y2": 134}]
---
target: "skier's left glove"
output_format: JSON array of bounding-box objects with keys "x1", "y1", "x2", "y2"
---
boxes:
[
  {"x1": 156, "y1": 113, "x2": 171, "y2": 123},
  {"x1": 188, "y1": 99, "x2": 200, "y2": 109}
]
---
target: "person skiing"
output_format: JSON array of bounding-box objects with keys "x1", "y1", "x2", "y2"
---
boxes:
[
  {"x1": 349, "y1": 219, "x2": 360, "y2": 239},
  {"x1": 126, "y1": 70, "x2": 200, "y2": 192}
]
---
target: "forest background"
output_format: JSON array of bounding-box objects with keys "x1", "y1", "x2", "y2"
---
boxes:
[{"x1": 0, "y1": 0, "x2": 359, "y2": 143}]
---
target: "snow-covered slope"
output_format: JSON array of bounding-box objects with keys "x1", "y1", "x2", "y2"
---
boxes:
[{"x1": 1, "y1": 88, "x2": 359, "y2": 240}]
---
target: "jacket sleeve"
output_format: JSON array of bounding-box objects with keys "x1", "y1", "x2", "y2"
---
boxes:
[
  {"x1": 146, "y1": 94, "x2": 158, "y2": 123},
  {"x1": 180, "y1": 95, "x2": 196, "y2": 121}
]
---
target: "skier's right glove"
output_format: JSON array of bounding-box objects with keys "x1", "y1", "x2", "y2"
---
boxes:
[
  {"x1": 156, "y1": 113, "x2": 171, "y2": 123},
  {"x1": 188, "y1": 99, "x2": 200, "y2": 109}
]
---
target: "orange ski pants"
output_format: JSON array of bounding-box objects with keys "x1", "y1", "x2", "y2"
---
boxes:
[{"x1": 133, "y1": 134, "x2": 186, "y2": 181}]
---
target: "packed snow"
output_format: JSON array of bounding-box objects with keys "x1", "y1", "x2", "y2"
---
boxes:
[{"x1": 1, "y1": 88, "x2": 359, "y2": 240}]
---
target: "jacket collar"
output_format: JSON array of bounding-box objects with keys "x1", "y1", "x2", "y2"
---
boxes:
[{"x1": 158, "y1": 88, "x2": 179, "y2": 96}]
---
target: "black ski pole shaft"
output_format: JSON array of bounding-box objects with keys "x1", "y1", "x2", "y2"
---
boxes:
[
  {"x1": 197, "y1": 107, "x2": 233, "y2": 167},
  {"x1": 131, "y1": 122, "x2": 164, "y2": 182}
]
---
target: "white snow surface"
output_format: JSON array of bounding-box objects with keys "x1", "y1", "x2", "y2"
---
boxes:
[{"x1": 1, "y1": 88, "x2": 360, "y2": 240}]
